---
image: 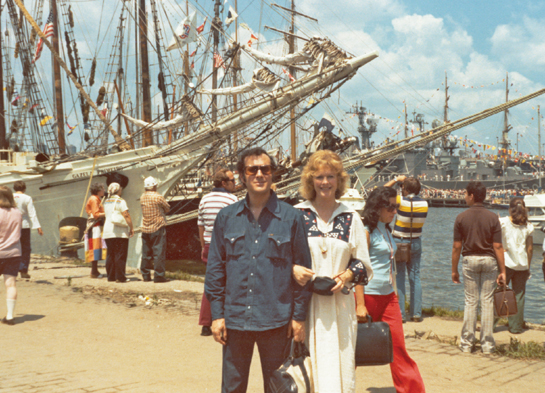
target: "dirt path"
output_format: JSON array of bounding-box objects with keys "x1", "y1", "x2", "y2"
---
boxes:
[{"x1": 1, "y1": 260, "x2": 545, "y2": 392}]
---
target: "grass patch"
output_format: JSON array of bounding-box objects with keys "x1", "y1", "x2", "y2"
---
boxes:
[
  {"x1": 166, "y1": 270, "x2": 205, "y2": 283},
  {"x1": 496, "y1": 337, "x2": 545, "y2": 360},
  {"x1": 165, "y1": 259, "x2": 205, "y2": 283},
  {"x1": 422, "y1": 305, "x2": 465, "y2": 320}
]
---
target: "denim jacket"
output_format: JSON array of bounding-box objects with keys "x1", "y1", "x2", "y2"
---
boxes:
[{"x1": 205, "y1": 192, "x2": 312, "y2": 331}]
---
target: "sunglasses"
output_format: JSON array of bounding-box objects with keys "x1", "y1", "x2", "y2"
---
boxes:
[
  {"x1": 244, "y1": 165, "x2": 273, "y2": 176},
  {"x1": 385, "y1": 203, "x2": 399, "y2": 212}
]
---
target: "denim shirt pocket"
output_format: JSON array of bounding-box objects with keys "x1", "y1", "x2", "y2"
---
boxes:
[
  {"x1": 266, "y1": 233, "x2": 291, "y2": 262},
  {"x1": 224, "y1": 232, "x2": 245, "y2": 260}
]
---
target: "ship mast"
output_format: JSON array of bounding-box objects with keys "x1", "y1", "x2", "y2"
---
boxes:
[
  {"x1": 289, "y1": 0, "x2": 296, "y2": 162},
  {"x1": 404, "y1": 102, "x2": 408, "y2": 138},
  {"x1": 443, "y1": 71, "x2": 449, "y2": 123},
  {"x1": 539, "y1": 105, "x2": 542, "y2": 190},
  {"x1": 0, "y1": 6, "x2": 6, "y2": 154},
  {"x1": 500, "y1": 72, "x2": 511, "y2": 150},
  {"x1": 211, "y1": 0, "x2": 222, "y2": 124},
  {"x1": 50, "y1": 0, "x2": 65, "y2": 154},
  {"x1": 139, "y1": 0, "x2": 153, "y2": 146}
]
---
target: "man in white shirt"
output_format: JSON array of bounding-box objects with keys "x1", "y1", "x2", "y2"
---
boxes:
[{"x1": 13, "y1": 181, "x2": 43, "y2": 279}]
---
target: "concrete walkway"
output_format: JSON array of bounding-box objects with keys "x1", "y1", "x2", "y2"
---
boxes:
[{"x1": 1, "y1": 259, "x2": 544, "y2": 392}]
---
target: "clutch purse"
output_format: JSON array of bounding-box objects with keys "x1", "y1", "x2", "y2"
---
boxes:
[
  {"x1": 355, "y1": 316, "x2": 393, "y2": 366},
  {"x1": 493, "y1": 285, "x2": 518, "y2": 317},
  {"x1": 394, "y1": 242, "x2": 411, "y2": 263},
  {"x1": 307, "y1": 276, "x2": 336, "y2": 296},
  {"x1": 269, "y1": 339, "x2": 314, "y2": 393}
]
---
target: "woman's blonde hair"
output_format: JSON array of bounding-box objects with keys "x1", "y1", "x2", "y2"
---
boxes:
[
  {"x1": 0, "y1": 186, "x2": 16, "y2": 209},
  {"x1": 299, "y1": 150, "x2": 349, "y2": 200}
]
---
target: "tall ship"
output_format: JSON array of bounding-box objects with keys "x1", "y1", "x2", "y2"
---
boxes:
[{"x1": 0, "y1": 0, "x2": 380, "y2": 266}]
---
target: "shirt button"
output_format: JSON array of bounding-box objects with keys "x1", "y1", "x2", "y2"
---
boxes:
[
  {"x1": 252, "y1": 256, "x2": 256, "y2": 259},
  {"x1": 255, "y1": 240, "x2": 258, "y2": 243},
  {"x1": 248, "y1": 306, "x2": 251, "y2": 309},
  {"x1": 250, "y1": 273, "x2": 254, "y2": 276},
  {"x1": 249, "y1": 289, "x2": 252, "y2": 292}
]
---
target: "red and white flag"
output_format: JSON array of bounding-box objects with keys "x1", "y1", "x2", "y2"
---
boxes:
[
  {"x1": 33, "y1": 12, "x2": 54, "y2": 63},
  {"x1": 197, "y1": 17, "x2": 207, "y2": 34},
  {"x1": 214, "y1": 52, "x2": 226, "y2": 69},
  {"x1": 247, "y1": 33, "x2": 258, "y2": 47},
  {"x1": 282, "y1": 67, "x2": 295, "y2": 82}
]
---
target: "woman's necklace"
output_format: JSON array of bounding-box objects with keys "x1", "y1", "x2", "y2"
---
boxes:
[{"x1": 313, "y1": 202, "x2": 339, "y2": 255}]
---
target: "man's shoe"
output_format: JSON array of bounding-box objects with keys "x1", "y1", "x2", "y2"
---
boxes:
[
  {"x1": 142, "y1": 275, "x2": 152, "y2": 282},
  {"x1": 1, "y1": 317, "x2": 15, "y2": 326},
  {"x1": 201, "y1": 326, "x2": 212, "y2": 336},
  {"x1": 90, "y1": 273, "x2": 104, "y2": 279},
  {"x1": 116, "y1": 278, "x2": 130, "y2": 283},
  {"x1": 20, "y1": 272, "x2": 31, "y2": 279},
  {"x1": 154, "y1": 276, "x2": 170, "y2": 283},
  {"x1": 460, "y1": 346, "x2": 473, "y2": 353},
  {"x1": 411, "y1": 316, "x2": 423, "y2": 323}
]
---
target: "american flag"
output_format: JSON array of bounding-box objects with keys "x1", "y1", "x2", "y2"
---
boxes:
[
  {"x1": 213, "y1": 52, "x2": 226, "y2": 69},
  {"x1": 33, "y1": 12, "x2": 54, "y2": 63}
]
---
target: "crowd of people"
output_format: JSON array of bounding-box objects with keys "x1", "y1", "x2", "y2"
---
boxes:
[
  {"x1": 1, "y1": 147, "x2": 541, "y2": 392},
  {"x1": 420, "y1": 188, "x2": 535, "y2": 201}
]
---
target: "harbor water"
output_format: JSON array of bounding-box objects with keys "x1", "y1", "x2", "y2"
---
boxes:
[{"x1": 419, "y1": 207, "x2": 545, "y2": 324}]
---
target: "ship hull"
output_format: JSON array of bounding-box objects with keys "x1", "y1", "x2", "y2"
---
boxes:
[{"x1": 0, "y1": 146, "x2": 207, "y2": 268}]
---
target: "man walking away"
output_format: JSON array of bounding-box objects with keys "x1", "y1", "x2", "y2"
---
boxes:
[
  {"x1": 451, "y1": 181, "x2": 506, "y2": 354},
  {"x1": 13, "y1": 181, "x2": 43, "y2": 279},
  {"x1": 197, "y1": 169, "x2": 238, "y2": 336},
  {"x1": 385, "y1": 175, "x2": 428, "y2": 322},
  {"x1": 205, "y1": 147, "x2": 312, "y2": 393},
  {"x1": 140, "y1": 177, "x2": 170, "y2": 283}
]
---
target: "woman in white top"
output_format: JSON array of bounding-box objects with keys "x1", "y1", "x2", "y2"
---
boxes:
[
  {"x1": 103, "y1": 183, "x2": 134, "y2": 283},
  {"x1": 292, "y1": 150, "x2": 373, "y2": 393},
  {"x1": 13, "y1": 181, "x2": 43, "y2": 279},
  {"x1": 500, "y1": 197, "x2": 533, "y2": 334}
]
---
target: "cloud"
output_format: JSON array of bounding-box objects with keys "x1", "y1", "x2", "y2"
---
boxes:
[{"x1": 490, "y1": 16, "x2": 545, "y2": 72}]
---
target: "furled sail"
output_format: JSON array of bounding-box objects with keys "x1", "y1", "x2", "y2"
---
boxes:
[
  {"x1": 198, "y1": 67, "x2": 280, "y2": 95},
  {"x1": 242, "y1": 45, "x2": 312, "y2": 66}
]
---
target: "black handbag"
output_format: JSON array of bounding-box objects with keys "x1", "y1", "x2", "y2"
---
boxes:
[
  {"x1": 394, "y1": 198, "x2": 413, "y2": 263},
  {"x1": 307, "y1": 276, "x2": 336, "y2": 296},
  {"x1": 355, "y1": 316, "x2": 394, "y2": 366},
  {"x1": 269, "y1": 340, "x2": 314, "y2": 393}
]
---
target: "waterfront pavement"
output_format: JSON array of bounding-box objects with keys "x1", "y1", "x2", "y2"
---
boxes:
[{"x1": 1, "y1": 258, "x2": 545, "y2": 392}]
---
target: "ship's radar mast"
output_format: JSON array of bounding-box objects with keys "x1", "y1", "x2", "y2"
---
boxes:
[{"x1": 347, "y1": 102, "x2": 376, "y2": 149}]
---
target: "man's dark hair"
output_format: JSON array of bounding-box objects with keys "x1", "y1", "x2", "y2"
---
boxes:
[
  {"x1": 213, "y1": 168, "x2": 232, "y2": 188},
  {"x1": 13, "y1": 181, "x2": 26, "y2": 192},
  {"x1": 403, "y1": 177, "x2": 421, "y2": 195},
  {"x1": 236, "y1": 147, "x2": 276, "y2": 182},
  {"x1": 466, "y1": 181, "x2": 486, "y2": 203},
  {"x1": 90, "y1": 182, "x2": 105, "y2": 196}
]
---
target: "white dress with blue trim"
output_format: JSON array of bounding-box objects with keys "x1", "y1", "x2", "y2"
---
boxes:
[{"x1": 295, "y1": 200, "x2": 372, "y2": 393}]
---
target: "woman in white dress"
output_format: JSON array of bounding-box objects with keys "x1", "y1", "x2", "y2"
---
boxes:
[
  {"x1": 500, "y1": 197, "x2": 533, "y2": 334},
  {"x1": 292, "y1": 150, "x2": 373, "y2": 393}
]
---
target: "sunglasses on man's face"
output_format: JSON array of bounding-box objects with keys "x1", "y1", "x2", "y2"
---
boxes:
[
  {"x1": 385, "y1": 203, "x2": 399, "y2": 212},
  {"x1": 244, "y1": 165, "x2": 273, "y2": 176}
]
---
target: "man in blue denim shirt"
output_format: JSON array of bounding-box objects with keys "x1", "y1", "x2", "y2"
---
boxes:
[{"x1": 205, "y1": 147, "x2": 312, "y2": 393}]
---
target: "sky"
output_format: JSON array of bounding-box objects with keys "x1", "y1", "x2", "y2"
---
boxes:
[
  {"x1": 5, "y1": 0, "x2": 545, "y2": 157},
  {"x1": 290, "y1": 0, "x2": 545, "y2": 155}
]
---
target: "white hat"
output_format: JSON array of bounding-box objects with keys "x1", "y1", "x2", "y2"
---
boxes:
[{"x1": 144, "y1": 176, "x2": 158, "y2": 188}]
